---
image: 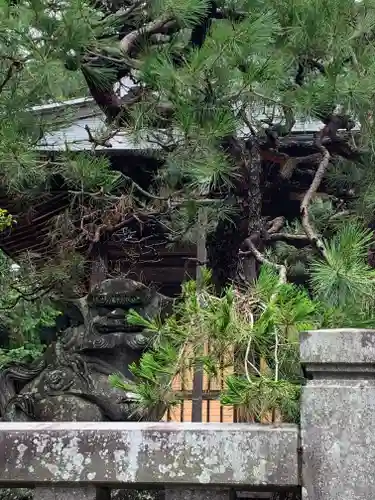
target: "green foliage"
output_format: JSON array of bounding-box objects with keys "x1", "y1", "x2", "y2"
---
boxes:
[
  {"x1": 221, "y1": 375, "x2": 301, "y2": 423},
  {"x1": 59, "y1": 153, "x2": 122, "y2": 193},
  {"x1": 111, "y1": 220, "x2": 375, "y2": 422},
  {"x1": 0, "y1": 344, "x2": 45, "y2": 367},
  {"x1": 0, "y1": 210, "x2": 14, "y2": 231},
  {"x1": 106, "y1": 0, "x2": 375, "y2": 268},
  {"x1": 0, "y1": 0, "x2": 116, "y2": 195},
  {"x1": 3, "y1": 0, "x2": 375, "y2": 426},
  {"x1": 0, "y1": 251, "x2": 61, "y2": 367},
  {"x1": 254, "y1": 266, "x2": 318, "y2": 342},
  {"x1": 151, "y1": 0, "x2": 211, "y2": 26},
  {"x1": 310, "y1": 224, "x2": 375, "y2": 309},
  {"x1": 110, "y1": 267, "x2": 320, "y2": 422}
]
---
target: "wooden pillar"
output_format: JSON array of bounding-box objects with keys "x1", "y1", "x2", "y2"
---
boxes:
[{"x1": 191, "y1": 208, "x2": 207, "y2": 422}]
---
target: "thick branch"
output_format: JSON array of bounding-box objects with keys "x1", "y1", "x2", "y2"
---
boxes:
[
  {"x1": 120, "y1": 173, "x2": 171, "y2": 200},
  {"x1": 0, "y1": 58, "x2": 23, "y2": 94},
  {"x1": 207, "y1": 140, "x2": 262, "y2": 291},
  {"x1": 120, "y1": 16, "x2": 174, "y2": 53},
  {"x1": 84, "y1": 76, "x2": 123, "y2": 122},
  {"x1": 300, "y1": 144, "x2": 330, "y2": 256},
  {"x1": 268, "y1": 233, "x2": 310, "y2": 244},
  {"x1": 279, "y1": 153, "x2": 321, "y2": 179},
  {"x1": 85, "y1": 125, "x2": 119, "y2": 148},
  {"x1": 242, "y1": 239, "x2": 287, "y2": 285},
  {"x1": 267, "y1": 216, "x2": 285, "y2": 234}
]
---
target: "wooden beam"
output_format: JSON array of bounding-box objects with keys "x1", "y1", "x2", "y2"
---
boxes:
[{"x1": 191, "y1": 208, "x2": 207, "y2": 422}]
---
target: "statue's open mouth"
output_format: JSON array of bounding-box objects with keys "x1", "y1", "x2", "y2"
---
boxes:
[
  {"x1": 93, "y1": 312, "x2": 146, "y2": 333},
  {"x1": 91, "y1": 294, "x2": 147, "y2": 308},
  {"x1": 94, "y1": 323, "x2": 145, "y2": 334}
]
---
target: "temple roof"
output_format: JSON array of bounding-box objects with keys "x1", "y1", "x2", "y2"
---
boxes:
[
  {"x1": 33, "y1": 90, "x2": 343, "y2": 153},
  {"x1": 37, "y1": 102, "x2": 159, "y2": 153}
]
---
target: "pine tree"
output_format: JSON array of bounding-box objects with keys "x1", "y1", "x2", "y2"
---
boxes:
[
  {"x1": 60, "y1": 0, "x2": 375, "y2": 291},
  {"x1": 97, "y1": 0, "x2": 375, "y2": 420},
  {"x1": 2, "y1": 0, "x2": 375, "y2": 420}
]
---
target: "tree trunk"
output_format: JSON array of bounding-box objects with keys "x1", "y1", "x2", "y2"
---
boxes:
[{"x1": 207, "y1": 140, "x2": 262, "y2": 292}]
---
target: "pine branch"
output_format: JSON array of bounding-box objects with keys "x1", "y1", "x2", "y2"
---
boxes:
[
  {"x1": 241, "y1": 239, "x2": 287, "y2": 285},
  {"x1": 300, "y1": 143, "x2": 330, "y2": 257},
  {"x1": 120, "y1": 16, "x2": 175, "y2": 53},
  {"x1": 239, "y1": 107, "x2": 257, "y2": 137},
  {"x1": 120, "y1": 173, "x2": 171, "y2": 200},
  {"x1": 0, "y1": 58, "x2": 23, "y2": 94},
  {"x1": 268, "y1": 106, "x2": 295, "y2": 138},
  {"x1": 268, "y1": 233, "x2": 310, "y2": 244},
  {"x1": 267, "y1": 217, "x2": 285, "y2": 234},
  {"x1": 122, "y1": 0, "x2": 145, "y2": 18},
  {"x1": 85, "y1": 125, "x2": 119, "y2": 148},
  {"x1": 244, "y1": 334, "x2": 260, "y2": 382},
  {"x1": 279, "y1": 153, "x2": 321, "y2": 180}
]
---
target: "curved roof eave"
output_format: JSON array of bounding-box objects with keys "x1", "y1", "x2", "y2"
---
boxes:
[{"x1": 33, "y1": 96, "x2": 361, "y2": 154}]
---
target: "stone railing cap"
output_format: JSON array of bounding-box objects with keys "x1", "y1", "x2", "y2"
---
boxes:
[
  {"x1": 300, "y1": 328, "x2": 375, "y2": 365},
  {"x1": 0, "y1": 422, "x2": 299, "y2": 487}
]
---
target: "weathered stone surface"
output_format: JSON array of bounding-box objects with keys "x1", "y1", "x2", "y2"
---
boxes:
[
  {"x1": 112, "y1": 490, "x2": 163, "y2": 500},
  {"x1": 300, "y1": 328, "x2": 375, "y2": 366},
  {"x1": 0, "y1": 278, "x2": 172, "y2": 422},
  {"x1": 34, "y1": 487, "x2": 98, "y2": 500},
  {"x1": 165, "y1": 488, "x2": 230, "y2": 500},
  {"x1": 0, "y1": 423, "x2": 299, "y2": 487},
  {"x1": 301, "y1": 328, "x2": 375, "y2": 500}
]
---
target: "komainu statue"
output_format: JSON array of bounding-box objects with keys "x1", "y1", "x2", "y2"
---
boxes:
[{"x1": 0, "y1": 278, "x2": 173, "y2": 422}]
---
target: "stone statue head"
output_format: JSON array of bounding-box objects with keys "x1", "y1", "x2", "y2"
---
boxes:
[
  {"x1": 0, "y1": 278, "x2": 173, "y2": 422},
  {"x1": 80, "y1": 278, "x2": 173, "y2": 353}
]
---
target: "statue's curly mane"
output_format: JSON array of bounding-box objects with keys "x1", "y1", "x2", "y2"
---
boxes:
[{"x1": 0, "y1": 358, "x2": 46, "y2": 417}]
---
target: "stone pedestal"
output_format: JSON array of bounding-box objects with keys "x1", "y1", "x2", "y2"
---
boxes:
[
  {"x1": 300, "y1": 328, "x2": 375, "y2": 500},
  {"x1": 34, "y1": 487, "x2": 109, "y2": 500},
  {"x1": 165, "y1": 489, "x2": 231, "y2": 500}
]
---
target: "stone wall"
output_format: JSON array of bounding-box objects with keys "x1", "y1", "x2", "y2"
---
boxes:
[
  {"x1": 1, "y1": 329, "x2": 375, "y2": 500},
  {"x1": 0, "y1": 423, "x2": 299, "y2": 487}
]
